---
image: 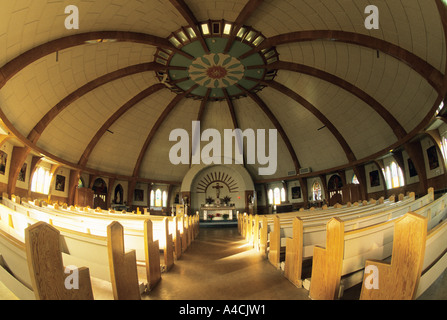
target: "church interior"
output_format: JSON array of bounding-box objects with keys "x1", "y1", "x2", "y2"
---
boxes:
[{"x1": 0, "y1": 0, "x2": 446, "y2": 302}]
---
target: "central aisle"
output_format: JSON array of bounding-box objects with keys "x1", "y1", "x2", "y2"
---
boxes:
[{"x1": 142, "y1": 226, "x2": 310, "y2": 300}]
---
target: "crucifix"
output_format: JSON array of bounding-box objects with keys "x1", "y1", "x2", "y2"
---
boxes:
[{"x1": 212, "y1": 183, "x2": 224, "y2": 199}]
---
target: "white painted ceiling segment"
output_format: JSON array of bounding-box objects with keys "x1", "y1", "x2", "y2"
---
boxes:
[{"x1": 0, "y1": 0, "x2": 445, "y2": 183}]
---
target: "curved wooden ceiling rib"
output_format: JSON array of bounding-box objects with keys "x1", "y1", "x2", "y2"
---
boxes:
[
  {"x1": 262, "y1": 80, "x2": 357, "y2": 164},
  {"x1": 239, "y1": 30, "x2": 444, "y2": 94},
  {"x1": 0, "y1": 31, "x2": 192, "y2": 91},
  {"x1": 27, "y1": 62, "x2": 185, "y2": 144},
  {"x1": 132, "y1": 84, "x2": 199, "y2": 178},
  {"x1": 435, "y1": 0, "x2": 447, "y2": 90},
  {"x1": 190, "y1": 88, "x2": 211, "y2": 165},
  {"x1": 196, "y1": 89, "x2": 211, "y2": 123},
  {"x1": 78, "y1": 83, "x2": 166, "y2": 167},
  {"x1": 253, "y1": 60, "x2": 408, "y2": 140},
  {"x1": 223, "y1": 89, "x2": 240, "y2": 130},
  {"x1": 235, "y1": 84, "x2": 301, "y2": 173}
]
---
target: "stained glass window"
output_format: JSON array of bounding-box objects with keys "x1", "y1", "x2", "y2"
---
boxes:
[
  {"x1": 155, "y1": 189, "x2": 162, "y2": 207},
  {"x1": 312, "y1": 181, "x2": 321, "y2": 201},
  {"x1": 273, "y1": 188, "x2": 281, "y2": 205},
  {"x1": 150, "y1": 190, "x2": 155, "y2": 207},
  {"x1": 384, "y1": 161, "x2": 405, "y2": 189},
  {"x1": 268, "y1": 189, "x2": 273, "y2": 205},
  {"x1": 31, "y1": 167, "x2": 51, "y2": 195}
]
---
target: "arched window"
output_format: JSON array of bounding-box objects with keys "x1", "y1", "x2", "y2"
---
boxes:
[
  {"x1": 155, "y1": 189, "x2": 162, "y2": 207},
  {"x1": 352, "y1": 174, "x2": 359, "y2": 184},
  {"x1": 441, "y1": 136, "x2": 447, "y2": 164},
  {"x1": 384, "y1": 166, "x2": 391, "y2": 189},
  {"x1": 268, "y1": 189, "x2": 273, "y2": 205},
  {"x1": 273, "y1": 188, "x2": 281, "y2": 205},
  {"x1": 391, "y1": 162, "x2": 399, "y2": 188},
  {"x1": 312, "y1": 181, "x2": 321, "y2": 201},
  {"x1": 31, "y1": 167, "x2": 52, "y2": 195},
  {"x1": 162, "y1": 191, "x2": 168, "y2": 207},
  {"x1": 280, "y1": 188, "x2": 286, "y2": 202},
  {"x1": 384, "y1": 161, "x2": 405, "y2": 189},
  {"x1": 150, "y1": 190, "x2": 155, "y2": 207}
]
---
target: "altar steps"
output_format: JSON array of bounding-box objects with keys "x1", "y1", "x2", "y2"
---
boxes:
[{"x1": 200, "y1": 220, "x2": 238, "y2": 228}]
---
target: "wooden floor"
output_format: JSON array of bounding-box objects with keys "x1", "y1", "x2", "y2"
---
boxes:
[{"x1": 142, "y1": 226, "x2": 310, "y2": 300}]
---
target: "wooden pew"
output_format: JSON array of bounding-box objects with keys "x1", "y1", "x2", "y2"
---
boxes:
[
  {"x1": 243, "y1": 195, "x2": 391, "y2": 238},
  {"x1": 360, "y1": 210, "x2": 447, "y2": 299},
  {"x1": 163, "y1": 217, "x2": 174, "y2": 271},
  {"x1": 257, "y1": 194, "x2": 412, "y2": 254},
  {"x1": 173, "y1": 216, "x2": 182, "y2": 260},
  {"x1": 25, "y1": 222, "x2": 94, "y2": 300},
  {"x1": 416, "y1": 218, "x2": 447, "y2": 298},
  {"x1": 6, "y1": 197, "x2": 177, "y2": 266},
  {"x1": 144, "y1": 219, "x2": 161, "y2": 291},
  {"x1": 284, "y1": 217, "x2": 303, "y2": 288},
  {"x1": 268, "y1": 216, "x2": 281, "y2": 268},
  {"x1": 307, "y1": 192, "x2": 447, "y2": 300},
  {"x1": 309, "y1": 218, "x2": 344, "y2": 300},
  {"x1": 0, "y1": 226, "x2": 35, "y2": 300},
  {"x1": 279, "y1": 190, "x2": 430, "y2": 289},
  {"x1": 266, "y1": 196, "x2": 414, "y2": 265},
  {"x1": 359, "y1": 213, "x2": 427, "y2": 300},
  {"x1": 3, "y1": 195, "x2": 199, "y2": 277},
  {"x1": 0, "y1": 218, "x2": 109, "y2": 300},
  {"x1": 0, "y1": 202, "x2": 165, "y2": 299},
  {"x1": 107, "y1": 221, "x2": 141, "y2": 300},
  {"x1": 266, "y1": 190, "x2": 431, "y2": 276}
]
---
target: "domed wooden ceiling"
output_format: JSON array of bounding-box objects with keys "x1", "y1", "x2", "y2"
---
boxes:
[{"x1": 0, "y1": 0, "x2": 446, "y2": 184}]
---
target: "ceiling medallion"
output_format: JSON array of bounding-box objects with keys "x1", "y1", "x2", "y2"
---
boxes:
[
  {"x1": 189, "y1": 53, "x2": 245, "y2": 88},
  {"x1": 154, "y1": 20, "x2": 279, "y2": 101}
]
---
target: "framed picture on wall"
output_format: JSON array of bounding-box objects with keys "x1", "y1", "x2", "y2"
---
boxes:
[
  {"x1": 291, "y1": 186, "x2": 301, "y2": 199},
  {"x1": 17, "y1": 163, "x2": 27, "y2": 182},
  {"x1": 369, "y1": 170, "x2": 380, "y2": 187},
  {"x1": 0, "y1": 151, "x2": 7, "y2": 175},
  {"x1": 134, "y1": 189, "x2": 144, "y2": 202},
  {"x1": 427, "y1": 145, "x2": 439, "y2": 170},
  {"x1": 55, "y1": 174, "x2": 65, "y2": 192}
]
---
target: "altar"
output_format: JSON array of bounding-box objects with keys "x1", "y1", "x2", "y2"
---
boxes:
[
  {"x1": 201, "y1": 205, "x2": 234, "y2": 221},
  {"x1": 199, "y1": 182, "x2": 236, "y2": 221}
]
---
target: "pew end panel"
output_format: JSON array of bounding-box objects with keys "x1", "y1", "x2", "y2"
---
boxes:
[
  {"x1": 284, "y1": 217, "x2": 303, "y2": 288},
  {"x1": 309, "y1": 218, "x2": 345, "y2": 300},
  {"x1": 107, "y1": 221, "x2": 141, "y2": 300},
  {"x1": 144, "y1": 219, "x2": 162, "y2": 291},
  {"x1": 360, "y1": 213, "x2": 427, "y2": 300},
  {"x1": 25, "y1": 221, "x2": 94, "y2": 300},
  {"x1": 268, "y1": 216, "x2": 281, "y2": 269},
  {"x1": 163, "y1": 218, "x2": 175, "y2": 271}
]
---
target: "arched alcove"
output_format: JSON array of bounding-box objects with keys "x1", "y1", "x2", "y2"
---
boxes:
[
  {"x1": 92, "y1": 178, "x2": 108, "y2": 210},
  {"x1": 181, "y1": 163, "x2": 255, "y2": 217}
]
